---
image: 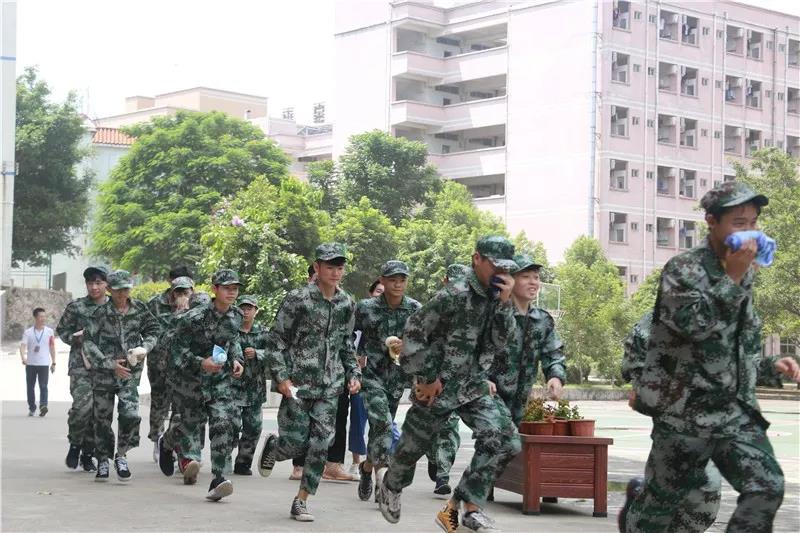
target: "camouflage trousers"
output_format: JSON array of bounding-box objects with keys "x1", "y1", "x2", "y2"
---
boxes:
[
  {"x1": 92, "y1": 375, "x2": 142, "y2": 462},
  {"x1": 67, "y1": 368, "x2": 94, "y2": 452},
  {"x1": 273, "y1": 395, "x2": 338, "y2": 495},
  {"x1": 235, "y1": 403, "x2": 263, "y2": 468},
  {"x1": 179, "y1": 398, "x2": 240, "y2": 477},
  {"x1": 425, "y1": 411, "x2": 461, "y2": 481},
  {"x1": 363, "y1": 386, "x2": 401, "y2": 468},
  {"x1": 670, "y1": 463, "x2": 722, "y2": 533},
  {"x1": 146, "y1": 353, "x2": 171, "y2": 442},
  {"x1": 385, "y1": 395, "x2": 520, "y2": 507},
  {"x1": 163, "y1": 388, "x2": 206, "y2": 453},
  {"x1": 626, "y1": 415, "x2": 783, "y2": 533}
]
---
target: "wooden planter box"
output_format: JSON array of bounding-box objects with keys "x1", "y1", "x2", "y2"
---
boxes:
[{"x1": 495, "y1": 434, "x2": 614, "y2": 517}]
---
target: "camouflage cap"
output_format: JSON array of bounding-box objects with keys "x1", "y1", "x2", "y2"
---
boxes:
[
  {"x1": 511, "y1": 254, "x2": 543, "y2": 274},
  {"x1": 211, "y1": 269, "x2": 243, "y2": 286},
  {"x1": 170, "y1": 276, "x2": 194, "y2": 290},
  {"x1": 445, "y1": 263, "x2": 470, "y2": 281},
  {"x1": 476, "y1": 235, "x2": 517, "y2": 271},
  {"x1": 315, "y1": 242, "x2": 347, "y2": 262},
  {"x1": 237, "y1": 294, "x2": 259, "y2": 308},
  {"x1": 82, "y1": 265, "x2": 109, "y2": 281},
  {"x1": 107, "y1": 270, "x2": 134, "y2": 290},
  {"x1": 700, "y1": 181, "x2": 768, "y2": 212},
  {"x1": 381, "y1": 260, "x2": 409, "y2": 277}
]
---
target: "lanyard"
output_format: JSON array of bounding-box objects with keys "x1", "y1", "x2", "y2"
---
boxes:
[{"x1": 34, "y1": 328, "x2": 45, "y2": 345}]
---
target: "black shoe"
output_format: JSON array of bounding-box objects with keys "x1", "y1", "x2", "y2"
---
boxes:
[
  {"x1": 357, "y1": 462, "x2": 374, "y2": 501},
  {"x1": 39, "y1": 405, "x2": 48, "y2": 417},
  {"x1": 233, "y1": 462, "x2": 252, "y2": 476},
  {"x1": 206, "y1": 476, "x2": 233, "y2": 501},
  {"x1": 290, "y1": 496, "x2": 314, "y2": 521},
  {"x1": 158, "y1": 434, "x2": 175, "y2": 476},
  {"x1": 114, "y1": 455, "x2": 132, "y2": 482},
  {"x1": 80, "y1": 453, "x2": 97, "y2": 472},
  {"x1": 618, "y1": 477, "x2": 644, "y2": 532},
  {"x1": 428, "y1": 461, "x2": 437, "y2": 482},
  {"x1": 487, "y1": 486, "x2": 495, "y2": 502},
  {"x1": 257, "y1": 434, "x2": 277, "y2": 477},
  {"x1": 66, "y1": 444, "x2": 81, "y2": 469},
  {"x1": 95, "y1": 460, "x2": 109, "y2": 482},
  {"x1": 434, "y1": 477, "x2": 452, "y2": 495}
]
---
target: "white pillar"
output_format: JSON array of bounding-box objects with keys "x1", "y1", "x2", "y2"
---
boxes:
[{"x1": 1, "y1": 1, "x2": 17, "y2": 287}]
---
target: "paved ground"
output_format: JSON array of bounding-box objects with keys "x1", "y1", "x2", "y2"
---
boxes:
[{"x1": 1, "y1": 343, "x2": 798, "y2": 532}]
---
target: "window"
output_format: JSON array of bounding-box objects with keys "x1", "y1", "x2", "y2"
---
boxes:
[
  {"x1": 745, "y1": 128, "x2": 762, "y2": 157},
  {"x1": 633, "y1": 63, "x2": 641, "y2": 73},
  {"x1": 618, "y1": 266, "x2": 627, "y2": 280},
  {"x1": 714, "y1": 130, "x2": 721, "y2": 139},
  {"x1": 702, "y1": 27, "x2": 710, "y2": 36},
  {"x1": 611, "y1": 105, "x2": 629, "y2": 137},
  {"x1": 657, "y1": 166, "x2": 676, "y2": 196},
  {"x1": 746, "y1": 80, "x2": 762, "y2": 108},
  {"x1": 681, "y1": 66, "x2": 699, "y2": 96},
  {"x1": 682, "y1": 15, "x2": 699, "y2": 45},
  {"x1": 766, "y1": 89, "x2": 772, "y2": 98},
  {"x1": 725, "y1": 75, "x2": 743, "y2": 104},
  {"x1": 717, "y1": 29, "x2": 724, "y2": 39},
  {"x1": 657, "y1": 217, "x2": 676, "y2": 247},
  {"x1": 612, "y1": 1, "x2": 631, "y2": 30},
  {"x1": 634, "y1": 11, "x2": 642, "y2": 20},
  {"x1": 679, "y1": 220, "x2": 697, "y2": 249},
  {"x1": 724, "y1": 174, "x2": 736, "y2": 182},
  {"x1": 659, "y1": 61, "x2": 678, "y2": 91},
  {"x1": 767, "y1": 40, "x2": 774, "y2": 50},
  {"x1": 630, "y1": 274, "x2": 639, "y2": 284},
  {"x1": 779, "y1": 338, "x2": 798, "y2": 356},
  {"x1": 610, "y1": 159, "x2": 628, "y2": 190},
  {"x1": 778, "y1": 92, "x2": 784, "y2": 101},
  {"x1": 631, "y1": 222, "x2": 639, "y2": 231},
  {"x1": 648, "y1": 66, "x2": 656, "y2": 76},
  {"x1": 679, "y1": 169, "x2": 697, "y2": 198},
  {"x1": 680, "y1": 118, "x2": 697, "y2": 148},
  {"x1": 441, "y1": 145, "x2": 451, "y2": 154},
  {"x1": 609, "y1": 212, "x2": 628, "y2": 243},
  {"x1": 788, "y1": 135, "x2": 800, "y2": 158},
  {"x1": 646, "y1": 223, "x2": 653, "y2": 232},
  {"x1": 747, "y1": 30, "x2": 763, "y2": 60},
  {"x1": 612, "y1": 51, "x2": 630, "y2": 83},
  {"x1": 779, "y1": 43, "x2": 786, "y2": 53},
  {"x1": 658, "y1": 114, "x2": 677, "y2": 144},
  {"x1": 631, "y1": 168, "x2": 639, "y2": 177},
  {"x1": 660, "y1": 10, "x2": 679, "y2": 41},
  {"x1": 726, "y1": 25, "x2": 744, "y2": 55},
  {"x1": 701, "y1": 128, "x2": 708, "y2": 137},
  {"x1": 788, "y1": 87, "x2": 799, "y2": 114},
  {"x1": 646, "y1": 170, "x2": 654, "y2": 179},
  {"x1": 700, "y1": 178, "x2": 707, "y2": 187},
  {"x1": 715, "y1": 80, "x2": 723, "y2": 89},
  {"x1": 647, "y1": 119, "x2": 655, "y2": 127},
  {"x1": 649, "y1": 14, "x2": 657, "y2": 23},
  {"x1": 702, "y1": 77, "x2": 709, "y2": 86},
  {"x1": 725, "y1": 125, "x2": 742, "y2": 154},
  {"x1": 632, "y1": 116, "x2": 640, "y2": 125}
]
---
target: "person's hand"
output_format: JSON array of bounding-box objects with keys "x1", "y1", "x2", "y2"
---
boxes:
[
  {"x1": 546, "y1": 378, "x2": 564, "y2": 400},
  {"x1": 126, "y1": 347, "x2": 147, "y2": 367},
  {"x1": 232, "y1": 360, "x2": 244, "y2": 378},
  {"x1": 201, "y1": 357, "x2": 223, "y2": 374},
  {"x1": 114, "y1": 360, "x2": 131, "y2": 379},
  {"x1": 173, "y1": 295, "x2": 190, "y2": 312},
  {"x1": 357, "y1": 355, "x2": 367, "y2": 368},
  {"x1": 50, "y1": 363, "x2": 56, "y2": 374},
  {"x1": 488, "y1": 381, "x2": 497, "y2": 396},
  {"x1": 724, "y1": 239, "x2": 757, "y2": 285},
  {"x1": 493, "y1": 272, "x2": 515, "y2": 303},
  {"x1": 348, "y1": 378, "x2": 361, "y2": 394},
  {"x1": 277, "y1": 379, "x2": 295, "y2": 399},
  {"x1": 415, "y1": 378, "x2": 443, "y2": 406},
  {"x1": 775, "y1": 357, "x2": 800, "y2": 382},
  {"x1": 628, "y1": 390, "x2": 636, "y2": 409},
  {"x1": 244, "y1": 347, "x2": 256, "y2": 360},
  {"x1": 21, "y1": 357, "x2": 27, "y2": 366}
]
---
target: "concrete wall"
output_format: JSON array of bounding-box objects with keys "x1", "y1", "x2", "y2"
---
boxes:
[{"x1": 2, "y1": 286, "x2": 73, "y2": 341}]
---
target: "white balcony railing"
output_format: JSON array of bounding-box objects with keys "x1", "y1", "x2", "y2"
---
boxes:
[
  {"x1": 391, "y1": 96, "x2": 506, "y2": 131},
  {"x1": 427, "y1": 146, "x2": 506, "y2": 179},
  {"x1": 391, "y1": 46, "x2": 508, "y2": 84}
]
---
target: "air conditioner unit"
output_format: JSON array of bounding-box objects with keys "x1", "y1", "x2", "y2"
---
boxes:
[
  {"x1": 669, "y1": 14, "x2": 680, "y2": 23},
  {"x1": 669, "y1": 64, "x2": 679, "y2": 74},
  {"x1": 732, "y1": 78, "x2": 743, "y2": 88},
  {"x1": 664, "y1": 116, "x2": 677, "y2": 126},
  {"x1": 733, "y1": 127, "x2": 743, "y2": 136},
  {"x1": 734, "y1": 28, "x2": 744, "y2": 38},
  {"x1": 666, "y1": 219, "x2": 676, "y2": 228}
]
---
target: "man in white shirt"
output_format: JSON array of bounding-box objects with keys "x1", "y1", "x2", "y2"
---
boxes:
[{"x1": 20, "y1": 307, "x2": 56, "y2": 417}]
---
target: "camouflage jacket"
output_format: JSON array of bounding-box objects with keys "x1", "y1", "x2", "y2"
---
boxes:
[
  {"x1": 401, "y1": 270, "x2": 517, "y2": 411},
  {"x1": 631, "y1": 238, "x2": 781, "y2": 429},
  {"x1": 56, "y1": 295, "x2": 109, "y2": 375},
  {"x1": 83, "y1": 298, "x2": 160, "y2": 389},
  {"x1": 170, "y1": 301, "x2": 244, "y2": 403},
  {"x1": 355, "y1": 294, "x2": 421, "y2": 400},
  {"x1": 147, "y1": 290, "x2": 173, "y2": 327},
  {"x1": 233, "y1": 323, "x2": 268, "y2": 406},
  {"x1": 490, "y1": 305, "x2": 567, "y2": 425},
  {"x1": 265, "y1": 282, "x2": 360, "y2": 399},
  {"x1": 621, "y1": 311, "x2": 654, "y2": 384},
  {"x1": 148, "y1": 291, "x2": 211, "y2": 371}
]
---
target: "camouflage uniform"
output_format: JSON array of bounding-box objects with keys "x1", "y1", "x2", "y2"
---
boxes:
[
  {"x1": 623, "y1": 311, "x2": 721, "y2": 532},
  {"x1": 626, "y1": 182, "x2": 784, "y2": 533},
  {"x1": 265, "y1": 243, "x2": 361, "y2": 495},
  {"x1": 490, "y1": 255, "x2": 567, "y2": 426},
  {"x1": 424, "y1": 412, "x2": 461, "y2": 481},
  {"x1": 355, "y1": 262, "x2": 421, "y2": 468},
  {"x1": 82, "y1": 272, "x2": 160, "y2": 462},
  {"x1": 384, "y1": 237, "x2": 521, "y2": 509},
  {"x1": 170, "y1": 270, "x2": 244, "y2": 477},
  {"x1": 56, "y1": 290, "x2": 108, "y2": 454},
  {"x1": 233, "y1": 295, "x2": 268, "y2": 470},
  {"x1": 146, "y1": 287, "x2": 175, "y2": 442}
]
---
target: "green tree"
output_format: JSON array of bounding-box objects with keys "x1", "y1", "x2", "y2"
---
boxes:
[
  {"x1": 397, "y1": 181, "x2": 506, "y2": 301},
  {"x1": 556, "y1": 236, "x2": 629, "y2": 383},
  {"x1": 91, "y1": 110, "x2": 290, "y2": 278},
  {"x1": 324, "y1": 197, "x2": 399, "y2": 298},
  {"x1": 13, "y1": 67, "x2": 92, "y2": 265},
  {"x1": 306, "y1": 159, "x2": 339, "y2": 212},
  {"x1": 734, "y1": 148, "x2": 800, "y2": 339},
  {"x1": 338, "y1": 130, "x2": 441, "y2": 224},
  {"x1": 630, "y1": 267, "x2": 662, "y2": 319}
]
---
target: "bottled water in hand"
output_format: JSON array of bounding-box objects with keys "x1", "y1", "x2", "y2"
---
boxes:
[
  {"x1": 212, "y1": 344, "x2": 227, "y2": 364},
  {"x1": 724, "y1": 230, "x2": 776, "y2": 267}
]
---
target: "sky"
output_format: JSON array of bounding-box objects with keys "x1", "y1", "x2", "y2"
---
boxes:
[{"x1": 13, "y1": 0, "x2": 800, "y2": 124}]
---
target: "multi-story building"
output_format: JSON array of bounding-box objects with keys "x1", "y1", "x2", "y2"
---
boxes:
[
  {"x1": 16, "y1": 87, "x2": 332, "y2": 295},
  {"x1": 1, "y1": 0, "x2": 16, "y2": 289},
  {"x1": 333, "y1": 0, "x2": 799, "y2": 293}
]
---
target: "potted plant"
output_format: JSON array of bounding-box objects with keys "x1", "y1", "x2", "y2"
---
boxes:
[
  {"x1": 567, "y1": 404, "x2": 596, "y2": 436},
  {"x1": 552, "y1": 400, "x2": 572, "y2": 436},
  {"x1": 519, "y1": 398, "x2": 555, "y2": 435}
]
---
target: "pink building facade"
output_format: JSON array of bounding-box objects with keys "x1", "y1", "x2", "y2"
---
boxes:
[{"x1": 333, "y1": 0, "x2": 799, "y2": 292}]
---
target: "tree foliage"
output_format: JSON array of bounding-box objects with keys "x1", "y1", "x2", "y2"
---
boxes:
[
  {"x1": 13, "y1": 67, "x2": 92, "y2": 265},
  {"x1": 630, "y1": 267, "x2": 662, "y2": 320},
  {"x1": 306, "y1": 159, "x2": 339, "y2": 212},
  {"x1": 734, "y1": 148, "x2": 800, "y2": 339},
  {"x1": 91, "y1": 110, "x2": 289, "y2": 278}
]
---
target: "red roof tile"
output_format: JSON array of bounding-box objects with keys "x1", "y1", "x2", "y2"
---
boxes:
[{"x1": 92, "y1": 127, "x2": 134, "y2": 146}]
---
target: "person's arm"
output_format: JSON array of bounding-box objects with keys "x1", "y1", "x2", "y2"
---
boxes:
[
  {"x1": 82, "y1": 310, "x2": 116, "y2": 371},
  {"x1": 49, "y1": 330, "x2": 57, "y2": 368},
  {"x1": 401, "y1": 291, "x2": 447, "y2": 383},
  {"x1": 538, "y1": 314, "x2": 567, "y2": 384},
  {"x1": 339, "y1": 302, "x2": 359, "y2": 384},
  {"x1": 19, "y1": 330, "x2": 28, "y2": 365},
  {"x1": 658, "y1": 259, "x2": 747, "y2": 342},
  {"x1": 265, "y1": 294, "x2": 297, "y2": 384},
  {"x1": 138, "y1": 304, "x2": 161, "y2": 354}
]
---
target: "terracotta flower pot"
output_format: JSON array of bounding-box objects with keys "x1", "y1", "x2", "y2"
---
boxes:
[
  {"x1": 569, "y1": 419, "x2": 595, "y2": 437},
  {"x1": 519, "y1": 421, "x2": 555, "y2": 435},
  {"x1": 553, "y1": 418, "x2": 570, "y2": 436}
]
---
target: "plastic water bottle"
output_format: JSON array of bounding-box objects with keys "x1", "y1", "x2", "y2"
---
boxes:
[
  {"x1": 212, "y1": 344, "x2": 227, "y2": 364},
  {"x1": 724, "y1": 230, "x2": 776, "y2": 267}
]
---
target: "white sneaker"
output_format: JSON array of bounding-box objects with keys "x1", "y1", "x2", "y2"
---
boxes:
[
  {"x1": 152, "y1": 440, "x2": 159, "y2": 463},
  {"x1": 348, "y1": 462, "x2": 361, "y2": 478}
]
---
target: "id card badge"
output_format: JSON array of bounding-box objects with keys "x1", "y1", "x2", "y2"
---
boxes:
[{"x1": 33, "y1": 346, "x2": 40, "y2": 353}]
